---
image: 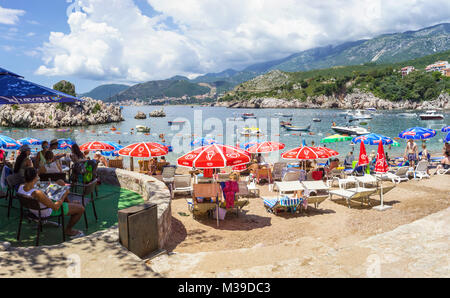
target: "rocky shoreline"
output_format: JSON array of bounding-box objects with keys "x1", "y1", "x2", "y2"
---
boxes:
[
  {"x1": 0, "y1": 97, "x2": 124, "y2": 128},
  {"x1": 213, "y1": 89, "x2": 450, "y2": 110}
]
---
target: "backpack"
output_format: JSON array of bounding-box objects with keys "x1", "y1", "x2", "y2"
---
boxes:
[{"x1": 82, "y1": 160, "x2": 98, "y2": 183}]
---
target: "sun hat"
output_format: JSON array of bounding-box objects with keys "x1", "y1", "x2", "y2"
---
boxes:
[
  {"x1": 50, "y1": 139, "x2": 58, "y2": 146},
  {"x1": 19, "y1": 145, "x2": 31, "y2": 152}
]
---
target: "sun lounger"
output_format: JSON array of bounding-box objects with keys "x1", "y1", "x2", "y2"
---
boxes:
[
  {"x1": 282, "y1": 171, "x2": 300, "y2": 182},
  {"x1": 335, "y1": 175, "x2": 358, "y2": 189},
  {"x1": 172, "y1": 174, "x2": 193, "y2": 198},
  {"x1": 376, "y1": 166, "x2": 409, "y2": 184},
  {"x1": 274, "y1": 181, "x2": 304, "y2": 197},
  {"x1": 256, "y1": 168, "x2": 273, "y2": 184},
  {"x1": 329, "y1": 187, "x2": 376, "y2": 208},
  {"x1": 354, "y1": 175, "x2": 378, "y2": 188},
  {"x1": 272, "y1": 162, "x2": 287, "y2": 181},
  {"x1": 413, "y1": 160, "x2": 430, "y2": 180},
  {"x1": 263, "y1": 196, "x2": 303, "y2": 214},
  {"x1": 436, "y1": 166, "x2": 449, "y2": 175},
  {"x1": 301, "y1": 180, "x2": 330, "y2": 208}
]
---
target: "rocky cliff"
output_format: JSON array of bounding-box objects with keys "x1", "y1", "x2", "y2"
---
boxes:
[
  {"x1": 214, "y1": 90, "x2": 450, "y2": 110},
  {"x1": 0, "y1": 97, "x2": 124, "y2": 128}
]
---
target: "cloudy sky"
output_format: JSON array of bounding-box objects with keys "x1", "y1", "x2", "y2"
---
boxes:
[{"x1": 1, "y1": 0, "x2": 449, "y2": 93}]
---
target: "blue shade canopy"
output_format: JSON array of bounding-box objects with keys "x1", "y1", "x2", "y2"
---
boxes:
[
  {"x1": 398, "y1": 127, "x2": 436, "y2": 140},
  {"x1": 57, "y1": 138, "x2": 75, "y2": 150},
  {"x1": 100, "y1": 141, "x2": 124, "y2": 156},
  {"x1": 0, "y1": 135, "x2": 20, "y2": 149},
  {"x1": 238, "y1": 139, "x2": 261, "y2": 150},
  {"x1": 442, "y1": 126, "x2": 450, "y2": 133},
  {"x1": 352, "y1": 133, "x2": 394, "y2": 145},
  {"x1": 17, "y1": 137, "x2": 43, "y2": 146},
  {"x1": 0, "y1": 67, "x2": 80, "y2": 104},
  {"x1": 190, "y1": 137, "x2": 217, "y2": 147},
  {"x1": 444, "y1": 132, "x2": 450, "y2": 143}
]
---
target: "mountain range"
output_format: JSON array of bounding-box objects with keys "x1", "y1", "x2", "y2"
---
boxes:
[{"x1": 84, "y1": 23, "x2": 450, "y2": 102}]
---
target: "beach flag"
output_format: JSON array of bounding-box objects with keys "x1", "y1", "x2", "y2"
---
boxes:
[{"x1": 358, "y1": 141, "x2": 369, "y2": 166}]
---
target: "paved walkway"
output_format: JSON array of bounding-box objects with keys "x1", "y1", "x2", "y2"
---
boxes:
[
  {"x1": 1, "y1": 207, "x2": 448, "y2": 277},
  {"x1": 149, "y1": 207, "x2": 450, "y2": 277}
]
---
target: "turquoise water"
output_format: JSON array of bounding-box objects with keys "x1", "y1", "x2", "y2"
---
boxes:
[{"x1": 1, "y1": 106, "x2": 448, "y2": 163}]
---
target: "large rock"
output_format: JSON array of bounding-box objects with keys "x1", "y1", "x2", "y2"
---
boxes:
[
  {"x1": 134, "y1": 111, "x2": 147, "y2": 119},
  {"x1": 149, "y1": 109, "x2": 166, "y2": 117},
  {"x1": 0, "y1": 97, "x2": 123, "y2": 128}
]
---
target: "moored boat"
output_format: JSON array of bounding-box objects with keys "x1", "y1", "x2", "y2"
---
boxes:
[
  {"x1": 285, "y1": 124, "x2": 311, "y2": 131},
  {"x1": 419, "y1": 110, "x2": 444, "y2": 120},
  {"x1": 136, "y1": 125, "x2": 151, "y2": 133},
  {"x1": 331, "y1": 125, "x2": 369, "y2": 136},
  {"x1": 242, "y1": 113, "x2": 257, "y2": 119}
]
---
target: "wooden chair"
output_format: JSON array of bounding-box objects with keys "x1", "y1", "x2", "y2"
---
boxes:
[
  {"x1": 272, "y1": 162, "x2": 287, "y2": 181},
  {"x1": 191, "y1": 183, "x2": 221, "y2": 219},
  {"x1": 108, "y1": 159, "x2": 124, "y2": 169},
  {"x1": 67, "y1": 179, "x2": 98, "y2": 230},
  {"x1": 256, "y1": 168, "x2": 273, "y2": 184},
  {"x1": 16, "y1": 193, "x2": 65, "y2": 246},
  {"x1": 139, "y1": 160, "x2": 150, "y2": 174}
]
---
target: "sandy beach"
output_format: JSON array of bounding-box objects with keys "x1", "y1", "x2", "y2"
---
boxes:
[{"x1": 149, "y1": 173, "x2": 449, "y2": 277}]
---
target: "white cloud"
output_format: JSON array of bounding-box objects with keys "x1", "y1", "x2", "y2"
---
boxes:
[
  {"x1": 0, "y1": 5, "x2": 25, "y2": 25},
  {"x1": 37, "y1": 0, "x2": 450, "y2": 82}
]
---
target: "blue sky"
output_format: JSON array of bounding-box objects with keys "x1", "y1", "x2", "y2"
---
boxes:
[{"x1": 1, "y1": 0, "x2": 449, "y2": 94}]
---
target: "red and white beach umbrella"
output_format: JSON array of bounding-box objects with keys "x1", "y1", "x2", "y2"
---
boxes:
[
  {"x1": 281, "y1": 146, "x2": 337, "y2": 160},
  {"x1": 247, "y1": 141, "x2": 285, "y2": 153},
  {"x1": 118, "y1": 142, "x2": 169, "y2": 157},
  {"x1": 80, "y1": 141, "x2": 116, "y2": 151},
  {"x1": 373, "y1": 142, "x2": 391, "y2": 211},
  {"x1": 320, "y1": 147, "x2": 339, "y2": 157},
  {"x1": 177, "y1": 144, "x2": 251, "y2": 169},
  {"x1": 358, "y1": 141, "x2": 370, "y2": 166},
  {"x1": 374, "y1": 142, "x2": 389, "y2": 174}
]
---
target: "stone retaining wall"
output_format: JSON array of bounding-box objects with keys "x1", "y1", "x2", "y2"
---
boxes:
[{"x1": 97, "y1": 168, "x2": 172, "y2": 249}]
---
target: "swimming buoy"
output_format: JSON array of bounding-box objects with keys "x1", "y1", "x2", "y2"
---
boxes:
[{"x1": 116, "y1": 132, "x2": 121, "y2": 134}]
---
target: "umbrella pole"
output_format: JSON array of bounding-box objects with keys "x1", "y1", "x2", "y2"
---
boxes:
[
  {"x1": 373, "y1": 175, "x2": 392, "y2": 211},
  {"x1": 130, "y1": 157, "x2": 134, "y2": 172}
]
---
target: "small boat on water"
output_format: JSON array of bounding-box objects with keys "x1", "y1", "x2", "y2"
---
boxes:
[
  {"x1": 274, "y1": 113, "x2": 293, "y2": 117},
  {"x1": 285, "y1": 124, "x2": 311, "y2": 131},
  {"x1": 366, "y1": 108, "x2": 377, "y2": 112},
  {"x1": 280, "y1": 121, "x2": 292, "y2": 127},
  {"x1": 136, "y1": 125, "x2": 151, "y2": 133},
  {"x1": 313, "y1": 118, "x2": 321, "y2": 122},
  {"x1": 347, "y1": 110, "x2": 372, "y2": 120},
  {"x1": 168, "y1": 121, "x2": 186, "y2": 125},
  {"x1": 419, "y1": 110, "x2": 444, "y2": 120},
  {"x1": 331, "y1": 125, "x2": 369, "y2": 136},
  {"x1": 398, "y1": 113, "x2": 417, "y2": 118},
  {"x1": 240, "y1": 127, "x2": 262, "y2": 136},
  {"x1": 242, "y1": 113, "x2": 257, "y2": 119}
]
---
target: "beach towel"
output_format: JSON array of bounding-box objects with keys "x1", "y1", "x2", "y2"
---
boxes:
[
  {"x1": 223, "y1": 180, "x2": 239, "y2": 208},
  {"x1": 263, "y1": 197, "x2": 278, "y2": 209}
]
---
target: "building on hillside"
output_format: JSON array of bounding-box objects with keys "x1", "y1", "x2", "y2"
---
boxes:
[
  {"x1": 401, "y1": 66, "x2": 415, "y2": 76},
  {"x1": 425, "y1": 61, "x2": 450, "y2": 76},
  {"x1": 443, "y1": 67, "x2": 450, "y2": 77}
]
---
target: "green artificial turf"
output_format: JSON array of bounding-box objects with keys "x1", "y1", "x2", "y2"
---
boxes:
[{"x1": 0, "y1": 184, "x2": 144, "y2": 247}]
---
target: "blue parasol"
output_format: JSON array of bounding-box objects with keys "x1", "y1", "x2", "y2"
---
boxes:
[
  {"x1": 238, "y1": 139, "x2": 261, "y2": 150},
  {"x1": 17, "y1": 137, "x2": 43, "y2": 146},
  {"x1": 0, "y1": 135, "x2": 20, "y2": 149},
  {"x1": 398, "y1": 127, "x2": 436, "y2": 140},
  {"x1": 0, "y1": 67, "x2": 80, "y2": 104},
  {"x1": 191, "y1": 137, "x2": 217, "y2": 147},
  {"x1": 100, "y1": 141, "x2": 124, "y2": 156},
  {"x1": 57, "y1": 138, "x2": 75, "y2": 150},
  {"x1": 444, "y1": 132, "x2": 450, "y2": 143},
  {"x1": 352, "y1": 133, "x2": 394, "y2": 145}
]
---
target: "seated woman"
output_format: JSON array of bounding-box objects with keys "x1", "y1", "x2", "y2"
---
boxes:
[
  {"x1": 70, "y1": 143, "x2": 86, "y2": 164},
  {"x1": 93, "y1": 151, "x2": 108, "y2": 167},
  {"x1": 18, "y1": 167, "x2": 85, "y2": 238},
  {"x1": 14, "y1": 145, "x2": 33, "y2": 177},
  {"x1": 434, "y1": 151, "x2": 450, "y2": 174},
  {"x1": 40, "y1": 151, "x2": 63, "y2": 174}
]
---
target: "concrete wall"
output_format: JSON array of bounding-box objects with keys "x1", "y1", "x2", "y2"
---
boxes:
[{"x1": 97, "y1": 168, "x2": 172, "y2": 249}]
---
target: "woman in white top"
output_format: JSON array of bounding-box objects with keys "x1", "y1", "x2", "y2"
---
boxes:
[
  {"x1": 39, "y1": 151, "x2": 63, "y2": 174},
  {"x1": 18, "y1": 167, "x2": 85, "y2": 238}
]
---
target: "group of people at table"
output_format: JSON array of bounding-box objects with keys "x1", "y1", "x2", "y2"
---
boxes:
[{"x1": 0, "y1": 139, "x2": 107, "y2": 239}]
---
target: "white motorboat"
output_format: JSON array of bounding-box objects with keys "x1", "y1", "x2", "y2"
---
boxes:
[
  {"x1": 347, "y1": 110, "x2": 372, "y2": 120},
  {"x1": 419, "y1": 110, "x2": 444, "y2": 120},
  {"x1": 331, "y1": 125, "x2": 369, "y2": 136},
  {"x1": 398, "y1": 113, "x2": 417, "y2": 118},
  {"x1": 274, "y1": 113, "x2": 293, "y2": 117},
  {"x1": 285, "y1": 124, "x2": 311, "y2": 131},
  {"x1": 136, "y1": 125, "x2": 151, "y2": 133}
]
